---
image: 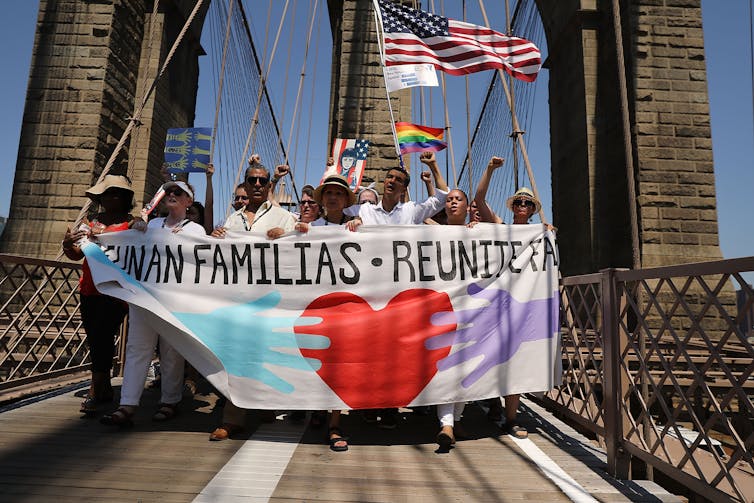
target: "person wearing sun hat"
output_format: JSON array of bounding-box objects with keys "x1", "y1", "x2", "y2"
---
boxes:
[
  {"x1": 473, "y1": 156, "x2": 555, "y2": 439},
  {"x1": 505, "y1": 187, "x2": 542, "y2": 216},
  {"x1": 101, "y1": 178, "x2": 205, "y2": 428},
  {"x1": 297, "y1": 174, "x2": 357, "y2": 232},
  {"x1": 62, "y1": 174, "x2": 136, "y2": 416},
  {"x1": 292, "y1": 174, "x2": 356, "y2": 451}
]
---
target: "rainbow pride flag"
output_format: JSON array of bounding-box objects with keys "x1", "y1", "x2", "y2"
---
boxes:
[{"x1": 395, "y1": 122, "x2": 447, "y2": 154}]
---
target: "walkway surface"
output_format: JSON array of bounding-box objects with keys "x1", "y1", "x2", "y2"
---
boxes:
[{"x1": 0, "y1": 379, "x2": 681, "y2": 503}]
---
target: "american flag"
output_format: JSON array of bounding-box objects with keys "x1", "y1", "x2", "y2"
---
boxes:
[
  {"x1": 375, "y1": 0, "x2": 541, "y2": 82},
  {"x1": 326, "y1": 138, "x2": 370, "y2": 191}
]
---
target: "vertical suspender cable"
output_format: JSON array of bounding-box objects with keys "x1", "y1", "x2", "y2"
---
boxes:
[
  {"x1": 210, "y1": 0, "x2": 235, "y2": 162},
  {"x1": 477, "y1": 0, "x2": 547, "y2": 223}
]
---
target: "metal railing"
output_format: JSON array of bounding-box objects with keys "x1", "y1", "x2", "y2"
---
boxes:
[
  {"x1": 545, "y1": 257, "x2": 754, "y2": 502},
  {"x1": 0, "y1": 254, "x2": 126, "y2": 399},
  {"x1": 1, "y1": 252, "x2": 753, "y2": 500}
]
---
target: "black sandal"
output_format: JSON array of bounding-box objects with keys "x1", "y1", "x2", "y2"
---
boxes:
[
  {"x1": 328, "y1": 427, "x2": 349, "y2": 452},
  {"x1": 152, "y1": 403, "x2": 179, "y2": 422},
  {"x1": 100, "y1": 407, "x2": 135, "y2": 427},
  {"x1": 505, "y1": 421, "x2": 528, "y2": 439},
  {"x1": 80, "y1": 395, "x2": 98, "y2": 416}
]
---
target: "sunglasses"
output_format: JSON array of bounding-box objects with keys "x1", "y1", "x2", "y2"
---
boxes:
[
  {"x1": 246, "y1": 176, "x2": 270, "y2": 186},
  {"x1": 234, "y1": 195, "x2": 249, "y2": 201},
  {"x1": 513, "y1": 199, "x2": 535, "y2": 208},
  {"x1": 385, "y1": 173, "x2": 408, "y2": 185},
  {"x1": 300, "y1": 200, "x2": 318, "y2": 206},
  {"x1": 165, "y1": 188, "x2": 186, "y2": 197}
]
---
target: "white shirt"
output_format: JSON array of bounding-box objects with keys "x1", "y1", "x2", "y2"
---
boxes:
[
  {"x1": 148, "y1": 217, "x2": 206, "y2": 236},
  {"x1": 224, "y1": 201, "x2": 297, "y2": 233},
  {"x1": 358, "y1": 189, "x2": 448, "y2": 225}
]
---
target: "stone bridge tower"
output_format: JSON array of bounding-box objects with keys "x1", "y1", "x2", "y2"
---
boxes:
[
  {"x1": 0, "y1": 0, "x2": 208, "y2": 258},
  {"x1": 2, "y1": 0, "x2": 723, "y2": 276},
  {"x1": 328, "y1": 0, "x2": 722, "y2": 275}
]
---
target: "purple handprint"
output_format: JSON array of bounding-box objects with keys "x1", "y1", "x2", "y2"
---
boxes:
[{"x1": 427, "y1": 282, "x2": 559, "y2": 387}]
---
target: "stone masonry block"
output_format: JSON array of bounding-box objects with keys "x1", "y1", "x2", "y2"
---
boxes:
[
  {"x1": 661, "y1": 208, "x2": 701, "y2": 220},
  {"x1": 700, "y1": 235, "x2": 719, "y2": 246},
  {"x1": 638, "y1": 171, "x2": 678, "y2": 184},
  {"x1": 679, "y1": 196, "x2": 716, "y2": 209},
  {"x1": 642, "y1": 218, "x2": 681, "y2": 232},
  {"x1": 638, "y1": 195, "x2": 677, "y2": 207},
  {"x1": 676, "y1": 125, "x2": 710, "y2": 137},
  {"x1": 681, "y1": 221, "x2": 718, "y2": 233},
  {"x1": 657, "y1": 136, "x2": 693, "y2": 148},
  {"x1": 641, "y1": 206, "x2": 659, "y2": 219},
  {"x1": 660, "y1": 185, "x2": 696, "y2": 196},
  {"x1": 676, "y1": 149, "x2": 712, "y2": 161}
]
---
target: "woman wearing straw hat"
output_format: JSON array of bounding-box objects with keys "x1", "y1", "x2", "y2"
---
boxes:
[
  {"x1": 62, "y1": 174, "x2": 136, "y2": 416},
  {"x1": 474, "y1": 156, "x2": 554, "y2": 439},
  {"x1": 293, "y1": 174, "x2": 356, "y2": 451},
  {"x1": 101, "y1": 180, "x2": 205, "y2": 427},
  {"x1": 295, "y1": 174, "x2": 356, "y2": 232}
]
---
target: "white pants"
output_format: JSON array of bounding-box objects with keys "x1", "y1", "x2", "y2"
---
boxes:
[
  {"x1": 437, "y1": 402, "x2": 465, "y2": 427},
  {"x1": 120, "y1": 305, "x2": 184, "y2": 407}
]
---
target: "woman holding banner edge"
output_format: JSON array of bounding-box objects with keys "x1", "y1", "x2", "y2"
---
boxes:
[
  {"x1": 295, "y1": 173, "x2": 356, "y2": 451},
  {"x1": 101, "y1": 180, "x2": 205, "y2": 427},
  {"x1": 473, "y1": 156, "x2": 554, "y2": 439},
  {"x1": 62, "y1": 174, "x2": 135, "y2": 416}
]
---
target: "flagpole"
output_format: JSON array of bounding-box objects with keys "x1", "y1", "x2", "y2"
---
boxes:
[
  {"x1": 372, "y1": 0, "x2": 406, "y2": 168},
  {"x1": 504, "y1": 0, "x2": 521, "y2": 191},
  {"x1": 477, "y1": 0, "x2": 547, "y2": 223}
]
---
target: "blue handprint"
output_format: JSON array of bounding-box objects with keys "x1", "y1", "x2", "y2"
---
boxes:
[
  {"x1": 427, "y1": 282, "x2": 559, "y2": 388},
  {"x1": 173, "y1": 292, "x2": 327, "y2": 393}
]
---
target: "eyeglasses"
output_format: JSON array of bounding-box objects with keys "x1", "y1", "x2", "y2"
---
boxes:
[
  {"x1": 385, "y1": 173, "x2": 407, "y2": 185},
  {"x1": 165, "y1": 188, "x2": 186, "y2": 197},
  {"x1": 234, "y1": 195, "x2": 249, "y2": 201},
  {"x1": 513, "y1": 199, "x2": 535, "y2": 208},
  {"x1": 246, "y1": 176, "x2": 270, "y2": 186},
  {"x1": 300, "y1": 200, "x2": 318, "y2": 206}
]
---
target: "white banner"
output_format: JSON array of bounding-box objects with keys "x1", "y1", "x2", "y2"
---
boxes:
[
  {"x1": 384, "y1": 64, "x2": 439, "y2": 92},
  {"x1": 84, "y1": 224, "x2": 561, "y2": 410}
]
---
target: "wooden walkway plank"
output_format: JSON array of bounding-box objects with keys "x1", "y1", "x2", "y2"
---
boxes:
[{"x1": 0, "y1": 380, "x2": 681, "y2": 503}]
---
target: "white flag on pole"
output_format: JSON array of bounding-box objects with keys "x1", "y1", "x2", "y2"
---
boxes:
[{"x1": 384, "y1": 64, "x2": 439, "y2": 92}]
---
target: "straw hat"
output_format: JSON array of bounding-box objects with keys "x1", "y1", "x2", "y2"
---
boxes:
[
  {"x1": 162, "y1": 180, "x2": 194, "y2": 200},
  {"x1": 85, "y1": 174, "x2": 134, "y2": 202},
  {"x1": 505, "y1": 187, "x2": 541, "y2": 213},
  {"x1": 314, "y1": 174, "x2": 356, "y2": 206}
]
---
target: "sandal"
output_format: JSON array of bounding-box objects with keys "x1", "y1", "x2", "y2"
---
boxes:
[
  {"x1": 80, "y1": 395, "x2": 98, "y2": 416},
  {"x1": 505, "y1": 421, "x2": 528, "y2": 439},
  {"x1": 209, "y1": 422, "x2": 244, "y2": 441},
  {"x1": 436, "y1": 425, "x2": 456, "y2": 449},
  {"x1": 152, "y1": 403, "x2": 179, "y2": 422},
  {"x1": 100, "y1": 407, "x2": 135, "y2": 427},
  {"x1": 328, "y1": 427, "x2": 349, "y2": 452}
]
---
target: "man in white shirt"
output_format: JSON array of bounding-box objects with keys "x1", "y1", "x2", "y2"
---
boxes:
[
  {"x1": 347, "y1": 151, "x2": 448, "y2": 229},
  {"x1": 208, "y1": 161, "x2": 295, "y2": 441},
  {"x1": 212, "y1": 162, "x2": 296, "y2": 237},
  {"x1": 344, "y1": 152, "x2": 449, "y2": 429}
]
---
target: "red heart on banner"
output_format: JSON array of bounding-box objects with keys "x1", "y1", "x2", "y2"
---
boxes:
[{"x1": 296, "y1": 289, "x2": 455, "y2": 409}]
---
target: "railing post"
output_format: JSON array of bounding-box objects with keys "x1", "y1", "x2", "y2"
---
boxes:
[{"x1": 601, "y1": 268, "x2": 631, "y2": 478}]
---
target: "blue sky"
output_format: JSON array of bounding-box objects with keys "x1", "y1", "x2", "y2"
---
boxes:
[{"x1": 0, "y1": 1, "x2": 751, "y2": 281}]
